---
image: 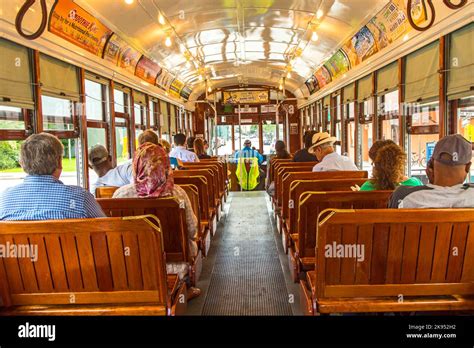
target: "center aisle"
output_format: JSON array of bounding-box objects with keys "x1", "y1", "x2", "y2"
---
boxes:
[{"x1": 198, "y1": 191, "x2": 294, "y2": 315}]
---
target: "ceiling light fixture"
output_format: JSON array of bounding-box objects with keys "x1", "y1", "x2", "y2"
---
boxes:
[
  {"x1": 312, "y1": 32, "x2": 319, "y2": 41},
  {"x1": 165, "y1": 36, "x2": 172, "y2": 47},
  {"x1": 124, "y1": 0, "x2": 134, "y2": 4},
  {"x1": 208, "y1": 85, "x2": 212, "y2": 93},
  {"x1": 158, "y1": 13, "x2": 165, "y2": 25},
  {"x1": 286, "y1": 71, "x2": 291, "y2": 78},
  {"x1": 316, "y1": 9, "x2": 324, "y2": 19}
]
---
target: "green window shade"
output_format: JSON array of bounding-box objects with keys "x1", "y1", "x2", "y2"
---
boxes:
[
  {"x1": 85, "y1": 72, "x2": 108, "y2": 85},
  {"x1": 170, "y1": 104, "x2": 176, "y2": 133},
  {"x1": 343, "y1": 83, "x2": 355, "y2": 103},
  {"x1": 160, "y1": 100, "x2": 169, "y2": 133},
  {"x1": 377, "y1": 61, "x2": 398, "y2": 95},
  {"x1": 323, "y1": 95, "x2": 330, "y2": 108},
  {"x1": 133, "y1": 90, "x2": 146, "y2": 105},
  {"x1": 405, "y1": 41, "x2": 439, "y2": 103},
  {"x1": 39, "y1": 53, "x2": 79, "y2": 101},
  {"x1": 357, "y1": 74, "x2": 372, "y2": 102},
  {"x1": 0, "y1": 39, "x2": 34, "y2": 109},
  {"x1": 448, "y1": 23, "x2": 474, "y2": 100}
]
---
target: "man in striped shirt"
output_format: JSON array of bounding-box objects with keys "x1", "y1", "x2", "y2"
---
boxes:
[{"x1": 0, "y1": 133, "x2": 105, "y2": 221}]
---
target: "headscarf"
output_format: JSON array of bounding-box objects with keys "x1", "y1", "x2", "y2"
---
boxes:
[{"x1": 133, "y1": 142, "x2": 174, "y2": 197}]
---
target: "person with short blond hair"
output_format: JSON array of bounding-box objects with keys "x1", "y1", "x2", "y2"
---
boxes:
[
  {"x1": 138, "y1": 129, "x2": 159, "y2": 146},
  {"x1": 0, "y1": 133, "x2": 105, "y2": 220}
]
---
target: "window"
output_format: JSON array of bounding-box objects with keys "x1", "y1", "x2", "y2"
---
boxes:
[
  {"x1": 134, "y1": 104, "x2": 143, "y2": 126},
  {"x1": 42, "y1": 95, "x2": 75, "y2": 131},
  {"x1": 85, "y1": 79, "x2": 104, "y2": 121},
  {"x1": 358, "y1": 99, "x2": 374, "y2": 173},
  {"x1": 453, "y1": 96, "x2": 474, "y2": 182},
  {"x1": 114, "y1": 89, "x2": 127, "y2": 113},
  {"x1": 334, "y1": 94, "x2": 342, "y2": 154},
  {"x1": 215, "y1": 125, "x2": 233, "y2": 155},
  {"x1": 115, "y1": 126, "x2": 129, "y2": 164},
  {"x1": 149, "y1": 100, "x2": 156, "y2": 127},
  {"x1": 262, "y1": 122, "x2": 284, "y2": 155},
  {"x1": 0, "y1": 106, "x2": 27, "y2": 130},
  {"x1": 344, "y1": 102, "x2": 355, "y2": 160},
  {"x1": 378, "y1": 90, "x2": 400, "y2": 144},
  {"x1": 407, "y1": 101, "x2": 439, "y2": 181},
  {"x1": 0, "y1": 140, "x2": 23, "y2": 193}
]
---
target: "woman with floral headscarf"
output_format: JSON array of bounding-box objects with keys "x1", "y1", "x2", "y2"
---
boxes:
[{"x1": 113, "y1": 143, "x2": 200, "y2": 299}]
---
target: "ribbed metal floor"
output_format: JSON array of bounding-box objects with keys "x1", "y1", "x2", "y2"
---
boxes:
[{"x1": 201, "y1": 192, "x2": 293, "y2": 315}]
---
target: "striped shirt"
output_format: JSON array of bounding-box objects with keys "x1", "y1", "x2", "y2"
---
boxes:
[{"x1": 0, "y1": 175, "x2": 106, "y2": 221}]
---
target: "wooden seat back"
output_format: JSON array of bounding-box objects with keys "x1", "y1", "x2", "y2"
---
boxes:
[
  {"x1": 314, "y1": 209, "x2": 474, "y2": 307},
  {"x1": 98, "y1": 198, "x2": 189, "y2": 263},
  {"x1": 177, "y1": 184, "x2": 201, "y2": 231},
  {"x1": 297, "y1": 191, "x2": 392, "y2": 259},
  {"x1": 173, "y1": 175, "x2": 211, "y2": 223},
  {"x1": 95, "y1": 186, "x2": 119, "y2": 198},
  {"x1": 274, "y1": 164, "x2": 317, "y2": 207},
  {"x1": 281, "y1": 171, "x2": 368, "y2": 222},
  {"x1": 286, "y1": 178, "x2": 368, "y2": 235},
  {"x1": 181, "y1": 163, "x2": 224, "y2": 199},
  {"x1": 269, "y1": 158, "x2": 292, "y2": 184},
  {"x1": 175, "y1": 169, "x2": 218, "y2": 212},
  {"x1": 0, "y1": 217, "x2": 169, "y2": 315}
]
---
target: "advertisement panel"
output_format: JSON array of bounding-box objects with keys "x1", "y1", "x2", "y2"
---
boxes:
[
  {"x1": 223, "y1": 90, "x2": 269, "y2": 104},
  {"x1": 49, "y1": 0, "x2": 112, "y2": 57},
  {"x1": 135, "y1": 56, "x2": 162, "y2": 85}
]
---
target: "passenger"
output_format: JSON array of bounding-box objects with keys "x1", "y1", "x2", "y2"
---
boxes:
[
  {"x1": 389, "y1": 134, "x2": 473, "y2": 208},
  {"x1": 235, "y1": 139, "x2": 264, "y2": 165},
  {"x1": 194, "y1": 138, "x2": 211, "y2": 159},
  {"x1": 112, "y1": 143, "x2": 201, "y2": 299},
  {"x1": 0, "y1": 133, "x2": 105, "y2": 220},
  {"x1": 293, "y1": 131, "x2": 318, "y2": 162},
  {"x1": 274, "y1": 140, "x2": 291, "y2": 159},
  {"x1": 309, "y1": 132, "x2": 358, "y2": 172},
  {"x1": 187, "y1": 136, "x2": 196, "y2": 152},
  {"x1": 138, "y1": 129, "x2": 159, "y2": 145},
  {"x1": 160, "y1": 138, "x2": 184, "y2": 168},
  {"x1": 203, "y1": 139, "x2": 209, "y2": 153},
  {"x1": 360, "y1": 143, "x2": 422, "y2": 191},
  {"x1": 88, "y1": 144, "x2": 133, "y2": 195},
  {"x1": 170, "y1": 133, "x2": 200, "y2": 162},
  {"x1": 266, "y1": 140, "x2": 291, "y2": 196}
]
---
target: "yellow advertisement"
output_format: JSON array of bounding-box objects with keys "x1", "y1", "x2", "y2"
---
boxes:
[
  {"x1": 169, "y1": 79, "x2": 184, "y2": 98},
  {"x1": 48, "y1": 0, "x2": 112, "y2": 57},
  {"x1": 223, "y1": 90, "x2": 269, "y2": 104}
]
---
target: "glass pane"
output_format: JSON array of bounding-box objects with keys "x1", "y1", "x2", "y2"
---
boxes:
[
  {"x1": 60, "y1": 138, "x2": 78, "y2": 186},
  {"x1": 360, "y1": 123, "x2": 373, "y2": 175},
  {"x1": 347, "y1": 121, "x2": 356, "y2": 161},
  {"x1": 85, "y1": 80, "x2": 104, "y2": 121},
  {"x1": 237, "y1": 125, "x2": 259, "y2": 152},
  {"x1": 135, "y1": 128, "x2": 143, "y2": 149},
  {"x1": 42, "y1": 95, "x2": 74, "y2": 130},
  {"x1": 0, "y1": 140, "x2": 23, "y2": 193},
  {"x1": 87, "y1": 127, "x2": 107, "y2": 190},
  {"x1": 411, "y1": 102, "x2": 439, "y2": 126},
  {"x1": 134, "y1": 104, "x2": 142, "y2": 125},
  {"x1": 114, "y1": 89, "x2": 127, "y2": 113},
  {"x1": 0, "y1": 105, "x2": 25, "y2": 129},
  {"x1": 380, "y1": 90, "x2": 399, "y2": 114},
  {"x1": 215, "y1": 125, "x2": 233, "y2": 155},
  {"x1": 409, "y1": 133, "x2": 439, "y2": 183},
  {"x1": 456, "y1": 97, "x2": 474, "y2": 182},
  {"x1": 115, "y1": 126, "x2": 129, "y2": 164},
  {"x1": 149, "y1": 101, "x2": 155, "y2": 126},
  {"x1": 335, "y1": 122, "x2": 342, "y2": 155},
  {"x1": 262, "y1": 123, "x2": 276, "y2": 155},
  {"x1": 381, "y1": 118, "x2": 400, "y2": 144}
]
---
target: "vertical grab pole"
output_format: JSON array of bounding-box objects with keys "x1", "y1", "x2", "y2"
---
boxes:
[{"x1": 238, "y1": 104, "x2": 243, "y2": 192}]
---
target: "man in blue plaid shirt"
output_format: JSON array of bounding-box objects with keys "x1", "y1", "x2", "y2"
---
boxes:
[{"x1": 0, "y1": 133, "x2": 105, "y2": 221}]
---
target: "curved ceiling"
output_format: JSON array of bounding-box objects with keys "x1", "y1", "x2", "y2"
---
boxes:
[{"x1": 81, "y1": 0, "x2": 388, "y2": 98}]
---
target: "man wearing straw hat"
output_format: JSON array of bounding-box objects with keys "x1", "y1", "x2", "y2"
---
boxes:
[{"x1": 309, "y1": 132, "x2": 358, "y2": 172}]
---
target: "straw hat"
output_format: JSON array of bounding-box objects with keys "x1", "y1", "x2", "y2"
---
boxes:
[{"x1": 308, "y1": 132, "x2": 337, "y2": 154}]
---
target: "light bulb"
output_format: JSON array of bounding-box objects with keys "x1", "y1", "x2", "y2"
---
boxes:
[
  {"x1": 316, "y1": 9, "x2": 323, "y2": 19},
  {"x1": 125, "y1": 0, "x2": 134, "y2": 4},
  {"x1": 312, "y1": 32, "x2": 319, "y2": 41},
  {"x1": 286, "y1": 71, "x2": 291, "y2": 78},
  {"x1": 158, "y1": 13, "x2": 165, "y2": 25},
  {"x1": 207, "y1": 86, "x2": 212, "y2": 92},
  {"x1": 279, "y1": 84, "x2": 283, "y2": 90},
  {"x1": 165, "y1": 36, "x2": 172, "y2": 47}
]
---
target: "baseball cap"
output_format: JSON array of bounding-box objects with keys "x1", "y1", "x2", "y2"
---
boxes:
[
  {"x1": 431, "y1": 134, "x2": 472, "y2": 166},
  {"x1": 308, "y1": 132, "x2": 337, "y2": 154},
  {"x1": 88, "y1": 144, "x2": 109, "y2": 165}
]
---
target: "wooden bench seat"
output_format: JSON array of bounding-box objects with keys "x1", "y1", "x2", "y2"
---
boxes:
[
  {"x1": 300, "y1": 209, "x2": 474, "y2": 315},
  {"x1": 0, "y1": 216, "x2": 186, "y2": 316},
  {"x1": 288, "y1": 191, "x2": 392, "y2": 282}
]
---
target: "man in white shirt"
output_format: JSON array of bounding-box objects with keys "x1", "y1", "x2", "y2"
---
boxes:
[
  {"x1": 169, "y1": 133, "x2": 200, "y2": 163},
  {"x1": 88, "y1": 145, "x2": 133, "y2": 196},
  {"x1": 308, "y1": 132, "x2": 359, "y2": 172},
  {"x1": 389, "y1": 134, "x2": 473, "y2": 208}
]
